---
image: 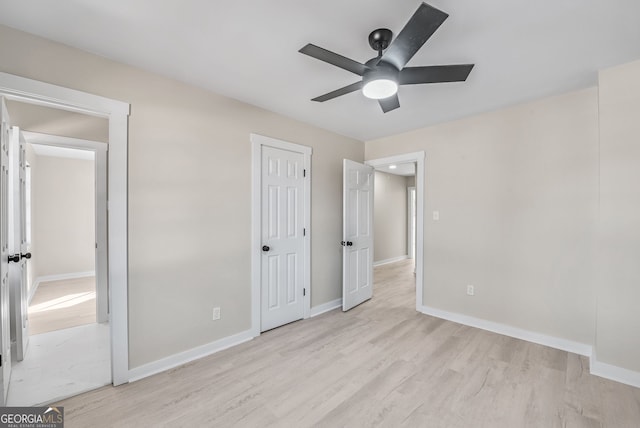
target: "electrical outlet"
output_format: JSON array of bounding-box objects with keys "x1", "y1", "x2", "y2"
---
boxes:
[
  {"x1": 213, "y1": 307, "x2": 221, "y2": 320},
  {"x1": 433, "y1": 211, "x2": 440, "y2": 221},
  {"x1": 467, "y1": 285, "x2": 475, "y2": 296}
]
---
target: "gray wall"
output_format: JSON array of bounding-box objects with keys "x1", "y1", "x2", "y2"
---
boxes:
[
  {"x1": 32, "y1": 155, "x2": 95, "y2": 278},
  {"x1": 596, "y1": 59, "x2": 640, "y2": 372},
  {"x1": 373, "y1": 171, "x2": 407, "y2": 263},
  {"x1": 0, "y1": 24, "x2": 363, "y2": 368},
  {"x1": 366, "y1": 88, "x2": 599, "y2": 347}
]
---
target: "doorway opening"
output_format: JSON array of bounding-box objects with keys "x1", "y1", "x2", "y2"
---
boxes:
[
  {"x1": 366, "y1": 152, "x2": 425, "y2": 312},
  {"x1": 371, "y1": 162, "x2": 417, "y2": 310},
  {"x1": 5, "y1": 121, "x2": 109, "y2": 406}
]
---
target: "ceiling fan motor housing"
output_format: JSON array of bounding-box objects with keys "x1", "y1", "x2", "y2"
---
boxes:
[
  {"x1": 363, "y1": 61, "x2": 399, "y2": 84},
  {"x1": 368, "y1": 28, "x2": 393, "y2": 53}
]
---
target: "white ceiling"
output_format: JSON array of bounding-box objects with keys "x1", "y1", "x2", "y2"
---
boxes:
[
  {"x1": 376, "y1": 163, "x2": 415, "y2": 177},
  {"x1": 1, "y1": 0, "x2": 639, "y2": 141}
]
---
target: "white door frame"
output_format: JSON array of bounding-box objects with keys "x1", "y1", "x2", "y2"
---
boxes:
[
  {"x1": 23, "y1": 131, "x2": 108, "y2": 324},
  {"x1": 0, "y1": 72, "x2": 130, "y2": 385},
  {"x1": 250, "y1": 133, "x2": 311, "y2": 337},
  {"x1": 407, "y1": 186, "x2": 416, "y2": 259},
  {"x1": 366, "y1": 152, "x2": 425, "y2": 311}
]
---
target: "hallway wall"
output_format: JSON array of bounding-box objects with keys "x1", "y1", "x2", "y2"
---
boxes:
[
  {"x1": 31, "y1": 155, "x2": 95, "y2": 278},
  {"x1": 373, "y1": 171, "x2": 408, "y2": 263}
]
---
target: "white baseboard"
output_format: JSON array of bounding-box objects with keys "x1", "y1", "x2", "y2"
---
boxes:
[
  {"x1": 420, "y1": 305, "x2": 640, "y2": 388},
  {"x1": 310, "y1": 298, "x2": 342, "y2": 317},
  {"x1": 590, "y1": 351, "x2": 640, "y2": 389},
  {"x1": 128, "y1": 301, "x2": 640, "y2": 389},
  {"x1": 373, "y1": 255, "x2": 408, "y2": 267},
  {"x1": 30, "y1": 271, "x2": 95, "y2": 304},
  {"x1": 128, "y1": 329, "x2": 254, "y2": 382},
  {"x1": 419, "y1": 305, "x2": 592, "y2": 357}
]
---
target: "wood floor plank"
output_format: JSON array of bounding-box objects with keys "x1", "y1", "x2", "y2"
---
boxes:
[{"x1": 56, "y1": 260, "x2": 640, "y2": 427}]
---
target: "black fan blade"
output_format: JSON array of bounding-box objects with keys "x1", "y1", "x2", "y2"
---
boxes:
[
  {"x1": 378, "y1": 94, "x2": 400, "y2": 113},
  {"x1": 312, "y1": 81, "x2": 364, "y2": 102},
  {"x1": 380, "y1": 3, "x2": 449, "y2": 71},
  {"x1": 398, "y1": 64, "x2": 474, "y2": 85},
  {"x1": 299, "y1": 44, "x2": 371, "y2": 76}
]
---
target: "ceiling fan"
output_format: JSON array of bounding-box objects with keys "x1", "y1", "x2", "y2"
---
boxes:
[{"x1": 299, "y1": 2, "x2": 474, "y2": 113}]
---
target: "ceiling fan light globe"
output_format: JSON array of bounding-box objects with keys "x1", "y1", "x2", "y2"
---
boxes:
[{"x1": 362, "y1": 79, "x2": 398, "y2": 100}]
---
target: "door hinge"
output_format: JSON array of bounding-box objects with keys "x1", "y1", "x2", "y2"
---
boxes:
[
  {"x1": 303, "y1": 228, "x2": 306, "y2": 236},
  {"x1": 303, "y1": 288, "x2": 306, "y2": 296},
  {"x1": 303, "y1": 169, "x2": 306, "y2": 177},
  {"x1": 0, "y1": 353, "x2": 2, "y2": 367}
]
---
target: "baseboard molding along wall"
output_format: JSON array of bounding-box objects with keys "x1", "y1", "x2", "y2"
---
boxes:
[
  {"x1": 420, "y1": 305, "x2": 640, "y2": 389},
  {"x1": 124, "y1": 298, "x2": 640, "y2": 388},
  {"x1": 590, "y1": 351, "x2": 640, "y2": 389},
  {"x1": 310, "y1": 298, "x2": 342, "y2": 317},
  {"x1": 30, "y1": 270, "x2": 96, "y2": 304},
  {"x1": 129, "y1": 303, "x2": 342, "y2": 383},
  {"x1": 128, "y1": 329, "x2": 254, "y2": 382},
  {"x1": 373, "y1": 255, "x2": 408, "y2": 267}
]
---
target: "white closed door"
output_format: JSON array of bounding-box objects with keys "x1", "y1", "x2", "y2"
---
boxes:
[
  {"x1": 8, "y1": 126, "x2": 29, "y2": 361},
  {"x1": 342, "y1": 159, "x2": 374, "y2": 311},
  {"x1": 260, "y1": 146, "x2": 305, "y2": 331},
  {"x1": 0, "y1": 97, "x2": 12, "y2": 405}
]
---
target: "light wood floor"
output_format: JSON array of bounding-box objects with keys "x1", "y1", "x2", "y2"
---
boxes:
[
  {"x1": 29, "y1": 276, "x2": 96, "y2": 335},
  {"x1": 58, "y1": 260, "x2": 640, "y2": 427}
]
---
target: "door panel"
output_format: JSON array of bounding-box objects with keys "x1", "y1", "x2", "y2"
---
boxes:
[
  {"x1": 8, "y1": 126, "x2": 29, "y2": 362},
  {"x1": 267, "y1": 256, "x2": 279, "y2": 309},
  {"x1": 261, "y1": 146, "x2": 305, "y2": 331},
  {"x1": 342, "y1": 159, "x2": 374, "y2": 311},
  {"x1": 0, "y1": 97, "x2": 12, "y2": 405}
]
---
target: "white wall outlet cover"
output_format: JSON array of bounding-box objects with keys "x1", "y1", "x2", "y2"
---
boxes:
[
  {"x1": 467, "y1": 285, "x2": 475, "y2": 296},
  {"x1": 433, "y1": 211, "x2": 440, "y2": 221},
  {"x1": 213, "y1": 307, "x2": 221, "y2": 320}
]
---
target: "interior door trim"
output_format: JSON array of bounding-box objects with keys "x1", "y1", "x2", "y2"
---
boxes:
[{"x1": 250, "y1": 133, "x2": 312, "y2": 337}]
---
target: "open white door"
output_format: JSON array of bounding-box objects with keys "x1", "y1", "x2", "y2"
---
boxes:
[
  {"x1": 342, "y1": 159, "x2": 374, "y2": 311},
  {"x1": 0, "y1": 97, "x2": 12, "y2": 404},
  {"x1": 8, "y1": 126, "x2": 29, "y2": 361}
]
